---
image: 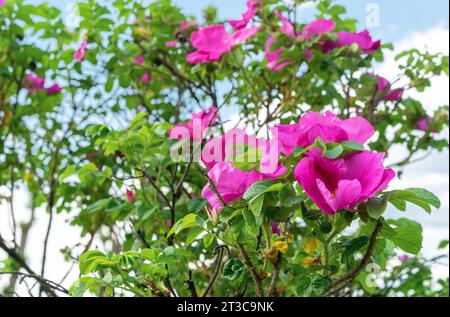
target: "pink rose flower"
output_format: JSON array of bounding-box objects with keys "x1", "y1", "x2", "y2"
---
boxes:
[
  {"x1": 229, "y1": 0, "x2": 259, "y2": 30},
  {"x1": 298, "y1": 19, "x2": 336, "y2": 40},
  {"x1": 46, "y1": 83, "x2": 62, "y2": 95},
  {"x1": 134, "y1": 55, "x2": 144, "y2": 64},
  {"x1": 416, "y1": 116, "x2": 436, "y2": 132},
  {"x1": 126, "y1": 189, "x2": 136, "y2": 203},
  {"x1": 74, "y1": 39, "x2": 88, "y2": 62},
  {"x1": 272, "y1": 221, "x2": 281, "y2": 236},
  {"x1": 140, "y1": 72, "x2": 151, "y2": 84},
  {"x1": 265, "y1": 34, "x2": 291, "y2": 71},
  {"x1": 165, "y1": 41, "x2": 179, "y2": 48},
  {"x1": 376, "y1": 76, "x2": 404, "y2": 101},
  {"x1": 201, "y1": 128, "x2": 286, "y2": 178},
  {"x1": 168, "y1": 106, "x2": 219, "y2": 141},
  {"x1": 399, "y1": 254, "x2": 411, "y2": 263},
  {"x1": 272, "y1": 111, "x2": 374, "y2": 156},
  {"x1": 201, "y1": 162, "x2": 271, "y2": 219},
  {"x1": 294, "y1": 148, "x2": 395, "y2": 215},
  {"x1": 186, "y1": 25, "x2": 260, "y2": 64},
  {"x1": 180, "y1": 20, "x2": 198, "y2": 31},
  {"x1": 25, "y1": 73, "x2": 45, "y2": 93},
  {"x1": 274, "y1": 10, "x2": 295, "y2": 37},
  {"x1": 322, "y1": 30, "x2": 380, "y2": 54}
]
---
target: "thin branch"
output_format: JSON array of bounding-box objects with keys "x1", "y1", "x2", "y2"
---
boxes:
[{"x1": 237, "y1": 243, "x2": 264, "y2": 297}]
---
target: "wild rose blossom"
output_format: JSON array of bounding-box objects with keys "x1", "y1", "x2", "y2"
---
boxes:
[
  {"x1": 74, "y1": 39, "x2": 88, "y2": 62},
  {"x1": 294, "y1": 147, "x2": 395, "y2": 215},
  {"x1": 180, "y1": 20, "x2": 198, "y2": 31},
  {"x1": 201, "y1": 162, "x2": 273, "y2": 219},
  {"x1": 46, "y1": 83, "x2": 62, "y2": 95},
  {"x1": 186, "y1": 25, "x2": 260, "y2": 64},
  {"x1": 168, "y1": 106, "x2": 219, "y2": 141},
  {"x1": 25, "y1": 73, "x2": 45, "y2": 93},
  {"x1": 416, "y1": 116, "x2": 436, "y2": 132},
  {"x1": 126, "y1": 189, "x2": 136, "y2": 203},
  {"x1": 272, "y1": 221, "x2": 281, "y2": 236},
  {"x1": 229, "y1": 0, "x2": 259, "y2": 30},
  {"x1": 273, "y1": 111, "x2": 374, "y2": 156},
  {"x1": 140, "y1": 72, "x2": 151, "y2": 84},
  {"x1": 201, "y1": 128, "x2": 286, "y2": 177},
  {"x1": 165, "y1": 41, "x2": 179, "y2": 48},
  {"x1": 376, "y1": 75, "x2": 404, "y2": 101},
  {"x1": 322, "y1": 30, "x2": 380, "y2": 54},
  {"x1": 265, "y1": 34, "x2": 291, "y2": 71},
  {"x1": 274, "y1": 10, "x2": 295, "y2": 37},
  {"x1": 298, "y1": 19, "x2": 336, "y2": 40},
  {"x1": 133, "y1": 55, "x2": 144, "y2": 64}
]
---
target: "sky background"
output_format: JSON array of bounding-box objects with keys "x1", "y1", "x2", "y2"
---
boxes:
[{"x1": 1, "y1": 0, "x2": 449, "y2": 295}]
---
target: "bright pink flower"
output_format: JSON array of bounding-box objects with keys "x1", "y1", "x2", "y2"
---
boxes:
[
  {"x1": 304, "y1": 48, "x2": 313, "y2": 60},
  {"x1": 294, "y1": 148, "x2": 395, "y2": 215},
  {"x1": 25, "y1": 73, "x2": 45, "y2": 93},
  {"x1": 201, "y1": 162, "x2": 271, "y2": 219},
  {"x1": 399, "y1": 254, "x2": 410, "y2": 263},
  {"x1": 229, "y1": 0, "x2": 258, "y2": 30},
  {"x1": 181, "y1": 20, "x2": 198, "y2": 31},
  {"x1": 134, "y1": 55, "x2": 144, "y2": 64},
  {"x1": 74, "y1": 39, "x2": 88, "y2": 62},
  {"x1": 273, "y1": 111, "x2": 374, "y2": 156},
  {"x1": 322, "y1": 30, "x2": 380, "y2": 54},
  {"x1": 168, "y1": 106, "x2": 219, "y2": 141},
  {"x1": 165, "y1": 41, "x2": 179, "y2": 48},
  {"x1": 376, "y1": 76, "x2": 404, "y2": 101},
  {"x1": 201, "y1": 128, "x2": 286, "y2": 177},
  {"x1": 274, "y1": 10, "x2": 295, "y2": 37},
  {"x1": 416, "y1": 116, "x2": 436, "y2": 132},
  {"x1": 126, "y1": 189, "x2": 136, "y2": 203},
  {"x1": 298, "y1": 19, "x2": 336, "y2": 40},
  {"x1": 271, "y1": 221, "x2": 281, "y2": 236},
  {"x1": 265, "y1": 34, "x2": 291, "y2": 71},
  {"x1": 0, "y1": 0, "x2": 5, "y2": 8},
  {"x1": 140, "y1": 72, "x2": 151, "y2": 84},
  {"x1": 186, "y1": 25, "x2": 259, "y2": 64},
  {"x1": 46, "y1": 83, "x2": 62, "y2": 95}
]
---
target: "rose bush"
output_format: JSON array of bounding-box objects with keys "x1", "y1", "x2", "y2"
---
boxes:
[{"x1": 0, "y1": 0, "x2": 448, "y2": 297}]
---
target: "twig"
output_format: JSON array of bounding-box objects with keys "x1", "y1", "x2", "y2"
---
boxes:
[
  {"x1": 202, "y1": 245, "x2": 230, "y2": 297},
  {"x1": 324, "y1": 219, "x2": 383, "y2": 296},
  {"x1": 237, "y1": 243, "x2": 264, "y2": 297},
  {"x1": 184, "y1": 270, "x2": 198, "y2": 297}
]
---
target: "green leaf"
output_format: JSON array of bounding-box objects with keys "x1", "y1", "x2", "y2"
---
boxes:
[
  {"x1": 223, "y1": 258, "x2": 244, "y2": 281},
  {"x1": 365, "y1": 197, "x2": 388, "y2": 219},
  {"x1": 388, "y1": 188, "x2": 441, "y2": 213},
  {"x1": 242, "y1": 208, "x2": 256, "y2": 227},
  {"x1": 324, "y1": 143, "x2": 344, "y2": 159},
  {"x1": 341, "y1": 141, "x2": 364, "y2": 152},
  {"x1": 203, "y1": 233, "x2": 215, "y2": 248},
  {"x1": 249, "y1": 194, "x2": 264, "y2": 217},
  {"x1": 186, "y1": 227, "x2": 205, "y2": 246},
  {"x1": 243, "y1": 180, "x2": 274, "y2": 201},
  {"x1": 342, "y1": 236, "x2": 369, "y2": 254},
  {"x1": 386, "y1": 218, "x2": 423, "y2": 254}
]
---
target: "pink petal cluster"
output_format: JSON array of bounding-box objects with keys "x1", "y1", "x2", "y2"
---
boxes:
[
  {"x1": 74, "y1": 39, "x2": 88, "y2": 62},
  {"x1": 180, "y1": 20, "x2": 198, "y2": 31},
  {"x1": 165, "y1": 41, "x2": 179, "y2": 48},
  {"x1": 25, "y1": 73, "x2": 45, "y2": 93},
  {"x1": 46, "y1": 83, "x2": 62, "y2": 95},
  {"x1": 201, "y1": 162, "x2": 272, "y2": 219},
  {"x1": 298, "y1": 19, "x2": 336, "y2": 40},
  {"x1": 25, "y1": 73, "x2": 62, "y2": 95},
  {"x1": 265, "y1": 34, "x2": 291, "y2": 71},
  {"x1": 134, "y1": 55, "x2": 144, "y2": 64},
  {"x1": 322, "y1": 30, "x2": 380, "y2": 54},
  {"x1": 140, "y1": 71, "x2": 151, "y2": 84},
  {"x1": 272, "y1": 111, "x2": 374, "y2": 156},
  {"x1": 416, "y1": 116, "x2": 436, "y2": 132},
  {"x1": 271, "y1": 221, "x2": 281, "y2": 236},
  {"x1": 126, "y1": 189, "x2": 136, "y2": 203},
  {"x1": 228, "y1": 0, "x2": 259, "y2": 30},
  {"x1": 186, "y1": 25, "x2": 260, "y2": 64},
  {"x1": 201, "y1": 128, "x2": 286, "y2": 178},
  {"x1": 274, "y1": 10, "x2": 296, "y2": 37},
  {"x1": 0, "y1": 0, "x2": 5, "y2": 8},
  {"x1": 168, "y1": 106, "x2": 219, "y2": 141},
  {"x1": 376, "y1": 76, "x2": 404, "y2": 101},
  {"x1": 294, "y1": 148, "x2": 395, "y2": 215}
]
